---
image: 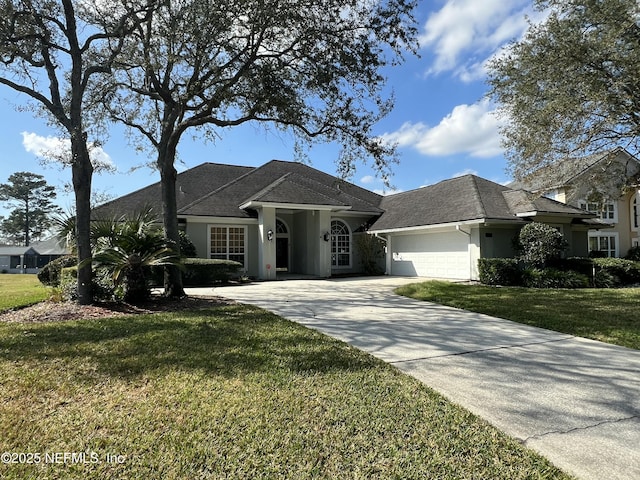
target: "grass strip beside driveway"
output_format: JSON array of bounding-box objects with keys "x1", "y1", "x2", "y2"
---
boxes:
[
  {"x1": 0, "y1": 304, "x2": 572, "y2": 479},
  {"x1": 396, "y1": 281, "x2": 640, "y2": 350}
]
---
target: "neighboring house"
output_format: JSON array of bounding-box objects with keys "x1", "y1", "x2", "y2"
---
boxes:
[
  {"x1": 510, "y1": 148, "x2": 640, "y2": 258},
  {"x1": 94, "y1": 160, "x2": 598, "y2": 281},
  {"x1": 0, "y1": 238, "x2": 69, "y2": 274}
]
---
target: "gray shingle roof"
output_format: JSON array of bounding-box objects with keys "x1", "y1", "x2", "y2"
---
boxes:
[
  {"x1": 246, "y1": 173, "x2": 352, "y2": 208},
  {"x1": 94, "y1": 160, "x2": 383, "y2": 219},
  {"x1": 95, "y1": 160, "x2": 594, "y2": 231},
  {"x1": 0, "y1": 238, "x2": 68, "y2": 256},
  {"x1": 180, "y1": 160, "x2": 383, "y2": 217},
  {"x1": 369, "y1": 175, "x2": 594, "y2": 231},
  {"x1": 93, "y1": 163, "x2": 254, "y2": 218},
  {"x1": 508, "y1": 147, "x2": 640, "y2": 192},
  {"x1": 502, "y1": 190, "x2": 593, "y2": 216},
  {"x1": 371, "y1": 175, "x2": 512, "y2": 230}
]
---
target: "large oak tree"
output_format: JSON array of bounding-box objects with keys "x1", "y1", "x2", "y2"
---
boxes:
[
  {"x1": 103, "y1": 0, "x2": 418, "y2": 298},
  {"x1": 0, "y1": 0, "x2": 151, "y2": 303},
  {"x1": 488, "y1": 0, "x2": 640, "y2": 183}
]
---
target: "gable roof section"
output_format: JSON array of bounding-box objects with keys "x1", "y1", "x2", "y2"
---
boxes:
[
  {"x1": 93, "y1": 163, "x2": 254, "y2": 218},
  {"x1": 502, "y1": 190, "x2": 594, "y2": 217},
  {"x1": 0, "y1": 238, "x2": 68, "y2": 256},
  {"x1": 180, "y1": 160, "x2": 383, "y2": 217},
  {"x1": 244, "y1": 173, "x2": 352, "y2": 208},
  {"x1": 371, "y1": 175, "x2": 513, "y2": 231},
  {"x1": 370, "y1": 175, "x2": 594, "y2": 232},
  {"x1": 509, "y1": 147, "x2": 640, "y2": 192},
  {"x1": 0, "y1": 246, "x2": 36, "y2": 256}
]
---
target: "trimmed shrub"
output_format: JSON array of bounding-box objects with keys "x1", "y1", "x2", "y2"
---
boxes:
[
  {"x1": 182, "y1": 258, "x2": 243, "y2": 286},
  {"x1": 37, "y1": 255, "x2": 77, "y2": 287},
  {"x1": 518, "y1": 222, "x2": 568, "y2": 267},
  {"x1": 59, "y1": 266, "x2": 118, "y2": 302},
  {"x1": 149, "y1": 258, "x2": 243, "y2": 286},
  {"x1": 477, "y1": 258, "x2": 522, "y2": 286},
  {"x1": 93, "y1": 268, "x2": 120, "y2": 301},
  {"x1": 594, "y1": 269, "x2": 618, "y2": 288},
  {"x1": 522, "y1": 268, "x2": 589, "y2": 289},
  {"x1": 549, "y1": 257, "x2": 594, "y2": 277},
  {"x1": 592, "y1": 257, "x2": 640, "y2": 285},
  {"x1": 625, "y1": 246, "x2": 640, "y2": 261},
  {"x1": 355, "y1": 234, "x2": 385, "y2": 275},
  {"x1": 179, "y1": 231, "x2": 197, "y2": 257},
  {"x1": 60, "y1": 266, "x2": 78, "y2": 300}
]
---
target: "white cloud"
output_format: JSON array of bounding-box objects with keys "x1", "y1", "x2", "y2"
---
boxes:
[
  {"x1": 381, "y1": 99, "x2": 504, "y2": 158},
  {"x1": 360, "y1": 174, "x2": 403, "y2": 195},
  {"x1": 22, "y1": 132, "x2": 115, "y2": 172},
  {"x1": 452, "y1": 168, "x2": 478, "y2": 178},
  {"x1": 373, "y1": 187, "x2": 404, "y2": 196},
  {"x1": 420, "y1": 0, "x2": 533, "y2": 80},
  {"x1": 22, "y1": 132, "x2": 68, "y2": 160},
  {"x1": 360, "y1": 175, "x2": 376, "y2": 184}
]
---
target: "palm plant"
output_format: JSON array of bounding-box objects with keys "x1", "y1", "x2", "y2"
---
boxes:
[
  {"x1": 64, "y1": 206, "x2": 183, "y2": 303},
  {"x1": 91, "y1": 231, "x2": 181, "y2": 303}
]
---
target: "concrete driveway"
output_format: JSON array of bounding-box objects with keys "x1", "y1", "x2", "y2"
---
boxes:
[{"x1": 194, "y1": 276, "x2": 640, "y2": 480}]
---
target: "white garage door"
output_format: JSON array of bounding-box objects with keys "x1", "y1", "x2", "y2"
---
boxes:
[{"x1": 390, "y1": 231, "x2": 470, "y2": 279}]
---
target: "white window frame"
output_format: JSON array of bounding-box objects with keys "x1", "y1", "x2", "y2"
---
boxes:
[
  {"x1": 631, "y1": 194, "x2": 639, "y2": 232},
  {"x1": 331, "y1": 219, "x2": 352, "y2": 269},
  {"x1": 275, "y1": 217, "x2": 291, "y2": 272},
  {"x1": 208, "y1": 225, "x2": 248, "y2": 269},
  {"x1": 579, "y1": 199, "x2": 618, "y2": 223},
  {"x1": 588, "y1": 232, "x2": 619, "y2": 257}
]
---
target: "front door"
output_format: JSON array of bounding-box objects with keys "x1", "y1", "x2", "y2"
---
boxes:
[{"x1": 276, "y1": 237, "x2": 289, "y2": 271}]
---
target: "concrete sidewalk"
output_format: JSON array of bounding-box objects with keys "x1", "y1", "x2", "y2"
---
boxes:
[{"x1": 193, "y1": 276, "x2": 639, "y2": 480}]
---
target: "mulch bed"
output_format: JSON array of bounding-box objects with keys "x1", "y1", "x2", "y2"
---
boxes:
[{"x1": 0, "y1": 295, "x2": 235, "y2": 324}]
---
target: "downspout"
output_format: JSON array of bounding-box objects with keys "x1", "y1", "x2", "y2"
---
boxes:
[
  {"x1": 456, "y1": 225, "x2": 473, "y2": 281},
  {"x1": 373, "y1": 233, "x2": 390, "y2": 275}
]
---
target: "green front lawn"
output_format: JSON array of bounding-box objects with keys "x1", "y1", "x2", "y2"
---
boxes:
[
  {"x1": 0, "y1": 274, "x2": 51, "y2": 312},
  {"x1": 0, "y1": 305, "x2": 571, "y2": 479},
  {"x1": 396, "y1": 281, "x2": 640, "y2": 350}
]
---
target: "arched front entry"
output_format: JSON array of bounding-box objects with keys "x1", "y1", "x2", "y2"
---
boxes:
[{"x1": 331, "y1": 219, "x2": 352, "y2": 269}]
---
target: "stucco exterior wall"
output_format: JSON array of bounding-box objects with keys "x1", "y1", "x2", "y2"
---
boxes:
[{"x1": 479, "y1": 226, "x2": 519, "y2": 258}]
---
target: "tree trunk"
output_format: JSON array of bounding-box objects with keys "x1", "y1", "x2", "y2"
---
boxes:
[
  {"x1": 71, "y1": 137, "x2": 94, "y2": 305},
  {"x1": 158, "y1": 140, "x2": 185, "y2": 299},
  {"x1": 124, "y1": 261, "x2": 149, "y2": 303}
]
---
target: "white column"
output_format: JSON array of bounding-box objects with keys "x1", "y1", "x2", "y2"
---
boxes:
[
  {"x1": 385, "y1": 235, "x2": 392, "y2": 275},
  {"x1": 316, "y1": 210, "x2": 332, "y2": 277},
  {"x1": 258, "y1": 206, "x2": 276, "y2": 280}
]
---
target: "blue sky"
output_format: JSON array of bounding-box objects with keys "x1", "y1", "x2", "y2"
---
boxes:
[{"x1": 0, "y1": 0, "x2": 543, "y2": 219}]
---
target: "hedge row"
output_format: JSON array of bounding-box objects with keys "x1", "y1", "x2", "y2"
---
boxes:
[
  {"x1": 148, "y1": 258, "x2": 244, "y2": 287},
  {"x1": 478, "y1": 257, "x2": 640, "y2": 288}
]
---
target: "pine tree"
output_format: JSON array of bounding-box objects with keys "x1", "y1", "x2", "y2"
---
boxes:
[{"x1": 0, "y1": 172, "x2": 62, "y2": 246}]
